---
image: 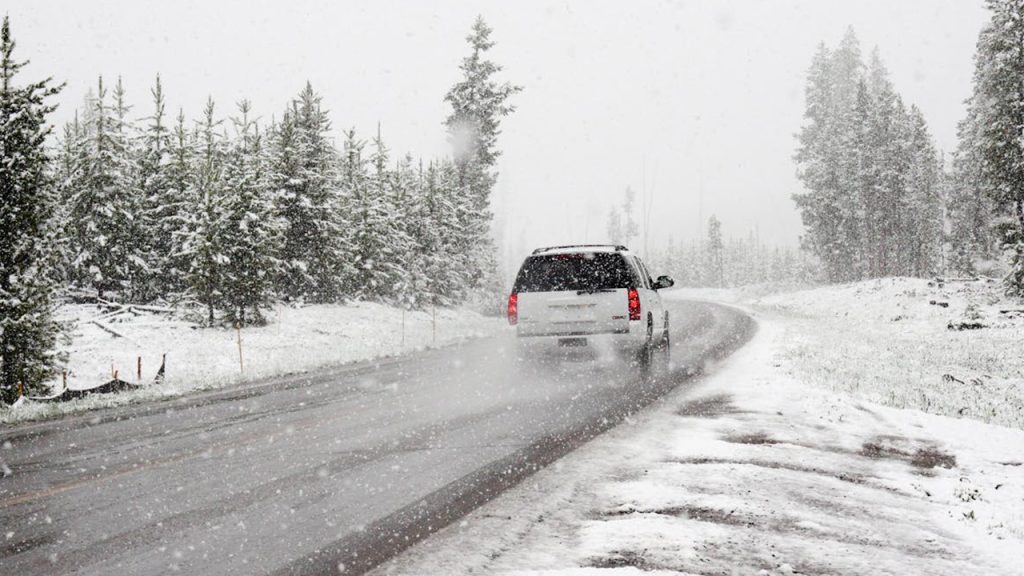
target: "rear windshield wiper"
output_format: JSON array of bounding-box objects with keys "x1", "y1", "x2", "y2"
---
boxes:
[{"x1": 576, "y1": 288, "x2": 617, "y2": 295}]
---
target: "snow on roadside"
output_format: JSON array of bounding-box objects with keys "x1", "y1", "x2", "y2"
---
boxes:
[
  {"x1": 372, "y1": 300, "x2": 1024, "y2": 575},
  {"x1": 0, "y1": 302, "x2": 502, "y2": 425},
  {"x1": 753, "y1": 277, "x2": 1024, "y2": 430}
]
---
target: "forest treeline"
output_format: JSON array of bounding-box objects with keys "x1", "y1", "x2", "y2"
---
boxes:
[
  {"x1": 604, "y1": 189, "x2": 816, "y2": 288},
  {"x1": 794, "y1": 30, "x2": 945, "y2": 284},
  {"x1": 949, "y1": 0, "x2": 1024, "y2": 294},
  {"x1": 650, "y1": 216, "x2": 818, "y2": 289},
  {"x1": 0, "y1": 16, "x2": 519, "y2": 401},
  {"x1": 57, "y1": 79, "x2": 491, "y2": 324},
  {"x1": 55, "y1": 18, "x2": 520, "y2": 325},
  {"x1": 796, "y1": 5, "x2": 1024, "y2": 296}
]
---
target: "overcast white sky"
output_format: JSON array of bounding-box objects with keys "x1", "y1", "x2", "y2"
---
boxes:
[{"x1": 8, "y1": 0, "x2": 990, "y2": 266}]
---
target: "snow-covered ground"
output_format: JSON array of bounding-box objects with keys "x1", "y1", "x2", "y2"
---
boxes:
[
  {"x1": 754, "y1": 277, "x2": 1024, "y2": 430},
  {"x1": 372, "y1": 281, "x2": 1024, "y2": 575},
  {"x1": 0, "y1": 302, "x2": 501, "y2": 425}
]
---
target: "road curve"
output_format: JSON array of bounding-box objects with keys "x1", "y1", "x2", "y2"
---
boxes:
[{"x1": 0, "y1": 299, "x2": 754, "y2": 575}]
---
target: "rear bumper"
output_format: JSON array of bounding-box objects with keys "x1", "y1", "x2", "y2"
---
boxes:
[
  {"x1": 516, "y1": 327, "x2": 629, "y2": 337},
  {"x1": 515, "y1": 321, "x2": 645, "y2": 348},
  {"x1": 513, "y1": 331, "x2": 645, "y2": 360},
  {"x1": 515, "y1": 318, "x2": 635, "y2": 338}
]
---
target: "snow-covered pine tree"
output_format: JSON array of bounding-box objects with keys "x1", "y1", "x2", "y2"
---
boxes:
[
  {"x1": 183, "y1": 98, "x2": 227, "y2": 325},
  {"x1": 949, "y1": 99, "x2": 998, "y2": 275},
  {"x1": 444, "y1": 16, "x2": 521, "y2": 303},
  {"x1": 903, "y1": 106, "x2": 944, "y2": 276},
  {"x1": 337, "y1": 129, "x2": 367, "y2": 297},
  {"x1": 359, "y1": 128, "x2": 406, "y2": 301},
  {"x1": 162, "y1": 109, "x2": 195, "y2": 297},
  {"x1": 795, "y1": 31, "x2": 870, "y2": 282},
  {"x1": 220, "y1": 100, "x2": 281, "y2": 325},
  {"x1": 416, "y1": 161, "x2": 447, "y2": 305},
  {"x1": 426, "y1": 158, "x2": 470, "y2": 305},
  {"x1": 111, "y1": 77, "x2": 148, "y2": 301},
  {"x1": 686, "y1": 241, "x2": 704, "y2": 286},
  {"x1": 794, "y1": 43, "x2": 847, "y2": 282},
  {"x1": 863, "y1": 48, "x2": 911, "y2": 278},
  {"x1": 445, "y1": 16, "x2": 521, "y2": 209},
  {"x1": 828, "y1": 30, "x2": 866, "y2": 281},
  {"x1": 0, "y1": 16, "x2": 65, "y2": 402},
  {"x1": 268, "y1": 109, "x2": 301, "y2": 298},
  {"x1": 391, "y1": 155, "x2": 425, "y2": 309},
  {"x1": 53, "y1": 113, "x2": 83, "y2": 284},
  {"x1": 705, "y1": 216, "x2": 725, "y2": 288},
  {"x1": 66, "y1": 76, "x2": 141, "y2": 300},
  {"x1": 958, "y1": 0, "x2": 1024, "y2": 294},
  {"x1": 273, "y1": 83, "x2": 345, "y2": 303},
  {"x1": 136, "y1": 75, "x2": 177, "y2": 301}
]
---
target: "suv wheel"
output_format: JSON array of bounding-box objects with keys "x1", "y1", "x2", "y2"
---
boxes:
[
  {"x1": 656, "y1": 313, "x2": 671, "y2": 369},
  {"x1": 636, "y1": 315, "x2": 654, "y2": 369}
]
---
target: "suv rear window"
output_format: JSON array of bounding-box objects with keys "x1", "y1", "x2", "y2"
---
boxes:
[{"x1": 513, "y1": 252, "x2": 635, "y2": 293}]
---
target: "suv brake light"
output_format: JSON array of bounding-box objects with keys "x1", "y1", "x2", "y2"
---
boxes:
[
  {"x1": 507, "y1": 292, "x2": 518, "y2": 325},
  {"x1": 628, "y1": 288, "x2": 641, "y2": 321}
]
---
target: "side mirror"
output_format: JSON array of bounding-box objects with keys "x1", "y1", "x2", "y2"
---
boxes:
[{"x1": 654, "y1": 275, "x2": 675, "y2": 290}]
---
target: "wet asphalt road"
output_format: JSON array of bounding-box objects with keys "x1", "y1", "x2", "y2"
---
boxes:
[{"x1": 0, "y1": 299, "x2": 753, "y2": 575}]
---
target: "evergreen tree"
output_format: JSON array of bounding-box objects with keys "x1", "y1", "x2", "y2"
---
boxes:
[
  {"x1": 904, "y1": 106, "x2": 944, "y2": 276},
  {"x1": 53, "y1": 113, "x2": 82, "y2": 284},
  {"x1": 416, "y1": 161, "x2": 446, "y2": 304},
  {"x1": 445, "y1": 16, "x2": 522, "y2": 207},
  {"x1": 0, "y1": 16, "x2": 65, "y2": 402},
  {"x1": 137, "y1": 75, "x2": 176, "y2": 300},
  {"x1": 273, "y1": 83, "x2": 345, "y2": 302},
  {"x1": 419, "y1": 159, "x2": 466, "y2": 305},
  {"x1": 958, "y1": 0, "x2": 1024, "y2": 294},
  {"x1": 391, "y1": 155, "x2": 425, "y2": 309},
  {"x1": 794, "y1": 43, "x2": 848, "y2": 281},
  {"x1": 705, "y1": 216, "x2": 725, "y2": 288},
  {"x1": 183, "y1": 98, "x2": 226, "y2": 324},
  {"x1": 66, "y1": 76, "x2": 140, "y2": 300},
  {"x1": 949, "y1": 100, "x2": 998, "y2": 274},
  {"x1": 163, "y1": 109, "x2": 195, "y2": 296},
  {"x1": 111, "y1": 77, "x2": 148, "y2": 300},
  {"x1": 220, "y1": 100, "x2": 281, "y2": 325},
  {"x1": 444, "y1": 16, "x2": 521, "y2": 300},
  {"x1": 344, "y1": 128, "x2": 406, "y2": 301},
  {"x1": 339, "y1": 127, "x2": 395, "y2": 300}
]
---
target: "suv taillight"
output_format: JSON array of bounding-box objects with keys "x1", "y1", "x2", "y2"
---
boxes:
[
  {"x1": 628, "y1": 288, "x2": 641, "y2": 321},
  {"x1": 507, "y1": 292, "x2": 518, "y2": 325}
]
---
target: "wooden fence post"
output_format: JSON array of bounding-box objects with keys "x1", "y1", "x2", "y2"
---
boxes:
[{"x1": 236, "y1": 323, "x2": 244, "y2": 374}]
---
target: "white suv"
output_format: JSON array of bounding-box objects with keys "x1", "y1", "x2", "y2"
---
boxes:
[{"x1": 508, "y1": 245, "x2": 674, "y2": 366}]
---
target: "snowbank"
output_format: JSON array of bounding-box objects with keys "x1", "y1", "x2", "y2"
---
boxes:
[{"x1": 0, "y1": 302, "x2": 501, "y2": 424}]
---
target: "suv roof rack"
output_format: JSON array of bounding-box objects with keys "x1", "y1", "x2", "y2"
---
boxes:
[{"x1": 531, "y1": 244, "x2": 629, "y2": 255}]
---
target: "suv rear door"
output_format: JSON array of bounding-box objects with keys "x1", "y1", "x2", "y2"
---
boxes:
[{"x1": 513, "y1": 252, "x2": 634, "y2": 337}]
